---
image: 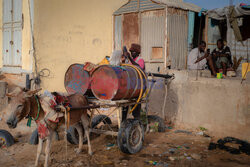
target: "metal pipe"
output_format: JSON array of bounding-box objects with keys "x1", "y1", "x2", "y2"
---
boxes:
[{"x1": 146, "y1": 72, "x2": 173, "y2": 79}]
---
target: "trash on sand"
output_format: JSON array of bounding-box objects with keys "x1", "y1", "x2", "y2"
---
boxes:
[
  {"x1": 169, "y1": 148, "x2": 177, "y2": 154},
  {"x1": 174, "y1": 130, "x2": 192, "y2": 135},
  {"x1": 199, "y1": 127, "x2": 207, "y2": 131},
  {"x1": 177, "y1": 146, "x2": 182, "y2": 149},
  {"x1": 196, "y1": 131, "x2": 204, "y2": 136},
  {"x1": 169, "y1": 157, "x2": 175, "y2": 161},
  {"x1": 150, "y1": 122, "x2": 159, "y2": 132},
  {"x1": 184, "y1": 153, "x2": 188, "y2": 156},
  {"x1": 146, "y1": 160, "x2": 158, "y2": 165},
  {"x1": 208, "y1": 137, "x2": 250, "y2": 155},
  {"x1": 156, "y1": 162, "x2": 169, "y2": 167},
  {"x1": 186, "y1": 157, "x2": 192, "y2": 160},
  {"x1": 106, "y1": 143, "x2": 115, "y2": 147},
  {"x1": 191, "y1": 153, "x2": 201, "y2": 160},
  {"x1": 106, "y1": 143, "x2": 115, "y2": 150},
  {"x1": 167, "y1": 126, "x2": 173, "y2": 129}
]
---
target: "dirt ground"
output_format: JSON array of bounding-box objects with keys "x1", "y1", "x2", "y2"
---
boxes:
[{"x1": 0, "y1": 118, "x2": 250, "y2": 167}]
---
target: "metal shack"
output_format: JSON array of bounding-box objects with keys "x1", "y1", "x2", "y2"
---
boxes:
[{"x1": 113, "y1": 0, "x2": 201, "y2": 72}]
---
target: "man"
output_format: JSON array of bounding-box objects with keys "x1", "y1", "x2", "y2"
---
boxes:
[
  {"x1": 211, "y1": 39, "x2": 232, "y2": 76},
  {"x1": 187, "y1": 41, "x2": 209, "y2": 70},
  {"x1": 122, "y1": 43, "x2": 145, "y2": 122},
  {"x1": 124, "y1": 43, "x2": 145, "y2": 70}
]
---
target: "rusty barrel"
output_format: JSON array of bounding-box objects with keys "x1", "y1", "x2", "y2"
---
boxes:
[
  {"x1": 64, "y1": 64, "x2": 91, "y2": 95},
  {"x1": 91, "y1": 65, "x2": 147, "y2": 100}
]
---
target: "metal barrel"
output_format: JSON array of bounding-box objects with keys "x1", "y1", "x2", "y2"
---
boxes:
[
  {"x1": 64, "y1": 64, "x2": 91, "y2": 95},
  {"x1": 91, "y1": 65, "x2": 147, "y2": 100}
]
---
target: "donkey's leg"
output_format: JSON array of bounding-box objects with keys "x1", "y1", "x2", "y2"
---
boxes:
[
  {"x1": 35, "y1": 137, "x2": 43, "y2": 166},
  {"x1": 44, "y1": 131, "x2": 53, "y2": 167},
  {"x1": 74, "y1": 123, "x2": 84, "y2": 154},
  {"x1": 81, "y1": 114, "x2": 93, "y2": 155}
]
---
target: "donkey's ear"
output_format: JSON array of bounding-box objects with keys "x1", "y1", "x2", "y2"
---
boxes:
[
  {"x1": 6, "y1": 93, "x2": 15, "y2": 97},
  {"x1": 6, "y1": 87, "x2": 23, "y2": 97},
  {"x1": 25, "y1": 88, "x2": 42, "y2": 97}
]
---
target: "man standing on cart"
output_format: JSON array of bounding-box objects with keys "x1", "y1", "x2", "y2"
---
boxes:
[{"x1": 122, "y1": 43, "x2": 145, "y2": 122}]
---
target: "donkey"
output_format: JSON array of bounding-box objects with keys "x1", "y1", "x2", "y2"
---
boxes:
[{"x1": 5, "y1": 87, "x2": 92, "y2": 167}]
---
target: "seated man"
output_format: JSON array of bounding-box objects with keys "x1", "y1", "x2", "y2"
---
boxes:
[
  {"x1": 211, "y1": 39, "x2": 232, "y2": 76},
  {"x1": 187, "y1": 41, "x2": 210, "y2": 70}
]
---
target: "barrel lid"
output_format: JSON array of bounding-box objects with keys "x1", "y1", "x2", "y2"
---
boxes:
[{"x1": 64, "y1": 64, "x2": 90, "y2": 95}]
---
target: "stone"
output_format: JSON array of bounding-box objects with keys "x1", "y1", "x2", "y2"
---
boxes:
[{"x1": 191, "y1": 153, "x2": 201, "y2": 160}]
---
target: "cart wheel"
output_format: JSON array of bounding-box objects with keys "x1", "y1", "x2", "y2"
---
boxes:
[
  {"x1": 91, "y1": 115, "x2": 112, "y2": 128},
  {"x1": 67, "y1": 123, "x2": 87, "y2": 145},
  {"x1": 117, "y1": 119, "x2": 144, "y2": 154},
  {"x1": 147, "y1": 115, "x2": 165, "y2": 132},
  {"x1": 0, "y1": 129, "x2": 14, "y2": 147}
]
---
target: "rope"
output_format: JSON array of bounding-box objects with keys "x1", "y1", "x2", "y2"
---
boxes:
[
  {"x1": 34, "y1": 96, "x2": 40, "y2": 121},
  {"x1": 121, "y1": 64, "x2": 147, "y2": 114}
]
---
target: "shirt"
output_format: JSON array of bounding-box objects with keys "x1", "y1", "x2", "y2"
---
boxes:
[
  {"x1": 187, "y1": 48, "x2": 207, "y2": 70},
  {"x1": 133, "y1": 56, "x2": 145, "y2": 70},
  {"x1": 212, "y1": 46, "x2": 232, "y2": 65}
]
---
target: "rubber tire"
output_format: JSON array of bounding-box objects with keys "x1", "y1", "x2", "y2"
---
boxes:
[
  {"x1": 0, "y1": 129, "x2": 15, "y2": 147},
  {"x1": 147, "y1": 115, "x2": 165, "y2": 132},
  {"x1": 67, "y1": 123, "x2": 87, "y2": 145},
  {"x1": 29, "y1": 129, "x2": 39, "y2": 145},
  {"x1": 117, "y1": 119, "x2": 144, "y2": 154},
  {"x1": 29, "y1": 129, "x2": 60, "y2": 145},
  {"x1": 67, "y1": 115, "x2": 112, "y2": 145},
  {"x1": 91, "y1": 115, "x2": 112, "y2": 128}
]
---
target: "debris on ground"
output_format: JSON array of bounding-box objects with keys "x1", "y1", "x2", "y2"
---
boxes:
[
  {"x1": 208, "y1": 137, "x2": 250, "y2": 155},
  {"x1": 191, "y1": 153, "x2": 202, "y2": 160},
  {"x1": 106, "y1": 143, "x2": 116, "y2": 150},
  {"x1": 174, "y1": 130, "x2": 192, "y2": 135}
]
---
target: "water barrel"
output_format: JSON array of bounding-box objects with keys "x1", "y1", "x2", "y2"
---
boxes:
[
  {"x1": 64, "y1": 64, "x2": 91, "y2": 95},
  {"x1": 91, "y1": 65, "x2": 147, "y2": 100}
]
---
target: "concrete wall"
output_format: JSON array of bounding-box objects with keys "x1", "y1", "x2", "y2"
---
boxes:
[
  {"x1": 33, "y1": 0, "x2": 127, "y2": 92},
  {"x1": 163, "y1": 70, "x2": 250, "y2": 141}
]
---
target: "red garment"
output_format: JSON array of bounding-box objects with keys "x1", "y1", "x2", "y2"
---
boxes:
[{"x1": 133, "y1": 57, "x2": 145, "y2": 70}]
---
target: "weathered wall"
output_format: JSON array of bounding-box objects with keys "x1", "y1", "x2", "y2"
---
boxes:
[
  {"x1": 34, "y1": 0, "x2": 127, "y2": 92},
  {"x1": 163, "y1": 70, "x2": 250, "y2": 141}
]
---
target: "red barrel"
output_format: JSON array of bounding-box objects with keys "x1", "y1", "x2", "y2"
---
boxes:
[
  {"x1": 91, "y1": 65, "x2": 146, "y2": 100},
  {"x1": 64, "y1": 64, "x2": 91, "y2": 95}
]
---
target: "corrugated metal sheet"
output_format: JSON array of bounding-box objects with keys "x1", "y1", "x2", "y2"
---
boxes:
[
  {"x1": 227, "y1": 27, "x2": 250, "y2": 71},
  {"x1": 167, "y1": 8, "x2": 188, "y2": 69},
  {"x1": 123, "y1": 13, "x2": 139, "y2": 49},
  {"x1": 141, "y1": 10, "x2": 165, "y2": 62},
  {"x1": 114, "y1": 0, "x2": 165, "y2": 15},
  {"x1": 114, "y1": 15, "x2": 122, "y2": 50}
]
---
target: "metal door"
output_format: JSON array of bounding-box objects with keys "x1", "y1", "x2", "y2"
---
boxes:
[{"x1": 3, "y1": 0, "x2": 22, "y2": 70}]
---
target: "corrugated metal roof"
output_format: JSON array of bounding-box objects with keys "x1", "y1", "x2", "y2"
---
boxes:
[
  {"x1": 114, "y1": 0, "x2": 165, "y2": 15},
  {"x1": 114, "y1": 0, "x2": 201, "y2": 15},
  {"x1": 154, "y1": 0, "x2": 201, "y2": 12}
]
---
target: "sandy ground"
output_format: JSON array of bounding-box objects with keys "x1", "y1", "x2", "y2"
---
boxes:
[{"x1": 0, "y1": 117, "x2": 250, "y2": 167}]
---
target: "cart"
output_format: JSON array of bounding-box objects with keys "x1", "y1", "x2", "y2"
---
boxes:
[{"x1": 66, "y1": 72, "x2": 174, "y2": 154}]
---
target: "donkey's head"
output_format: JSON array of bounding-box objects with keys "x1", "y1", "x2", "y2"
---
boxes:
[{"x1": 6, "y1": 87, "x2": 41, "y2": 128}]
